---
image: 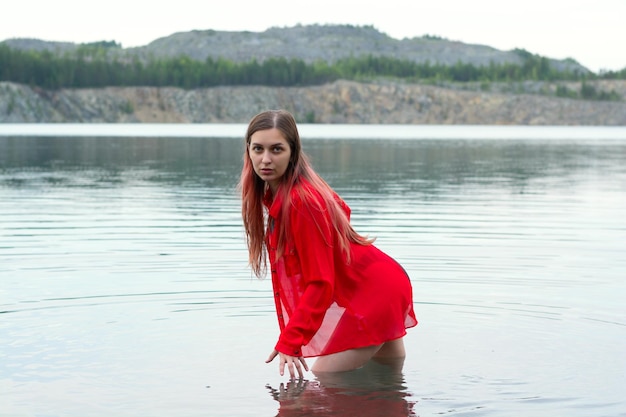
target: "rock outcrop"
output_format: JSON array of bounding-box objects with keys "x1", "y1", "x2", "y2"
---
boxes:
[{"x1": 1, "y1": 80, "x2": 625, "y2": 125}]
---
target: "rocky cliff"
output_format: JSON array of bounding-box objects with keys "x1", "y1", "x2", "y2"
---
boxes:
[{"x1": 1, "y1": 80, "x2": 625, "y2": 125}]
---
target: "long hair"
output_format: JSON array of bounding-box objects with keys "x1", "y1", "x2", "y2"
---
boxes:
[{"x1": 238, "y1": 109, "x2": 373, "y2": 278}]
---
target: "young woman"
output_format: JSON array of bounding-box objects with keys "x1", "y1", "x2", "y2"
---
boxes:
[{"x1": 239, "y1": 110, "x2": 417, "y2": 378}]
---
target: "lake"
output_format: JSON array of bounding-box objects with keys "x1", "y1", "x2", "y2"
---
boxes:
[{"x1": 1, "y1": 125, "x2": 625, "y2": 417}]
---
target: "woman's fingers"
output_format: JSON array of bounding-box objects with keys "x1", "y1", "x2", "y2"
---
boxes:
[
  {"x1": 299, "y1": 356, "x2": 310, "y2": 372},
  {"x1": 265, "y1": 349, "x2": 278, "y2": 363},
  {"x1": 274, "y1": 352, "x2": 308, "y2": 378},
  {"x1": 289, "y1": 358, "x2": 301, "y2": 379},
  {"x1": 290, "y1": 357, "x2": 308, "y2": 378}
]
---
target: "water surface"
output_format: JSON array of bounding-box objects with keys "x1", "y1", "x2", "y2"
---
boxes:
[{"x1": 1, "y1": 127, "x2": 625, "y2": 416}]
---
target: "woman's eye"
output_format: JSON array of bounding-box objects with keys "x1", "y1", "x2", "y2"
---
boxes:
[{"x1": 272, "y1": 147, "x2": 283, "y2": 153}]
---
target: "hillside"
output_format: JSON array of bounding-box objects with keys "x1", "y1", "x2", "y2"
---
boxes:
[
  {"x1": 139, "y1": 25, "x2": 587, "y2": 72},
  {"x1": 2, "y1": 24, "x2": 588, "y2": 73}
]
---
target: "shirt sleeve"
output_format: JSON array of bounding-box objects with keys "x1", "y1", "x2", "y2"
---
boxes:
[{"x1": 274, "y1": 194, "x2": 336, "y2": 356}]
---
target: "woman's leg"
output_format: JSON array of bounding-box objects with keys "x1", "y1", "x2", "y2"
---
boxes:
[
  {"x1": 311, "y1": 344, "x2": 382, "y2": 373},
  {"x1": 371, "y1": 338, "x2": 406, "y2": 369},
  {"x1": 312, "y1": 337, "x2": 406, "y2": 373},
  {"x1": 373, "y1": 337, "x2": 406, "y2": 359}
]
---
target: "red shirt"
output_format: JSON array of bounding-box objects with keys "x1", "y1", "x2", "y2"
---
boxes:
[{"x1": 265, "y1": 179, "x2": 417, "y2": 357}]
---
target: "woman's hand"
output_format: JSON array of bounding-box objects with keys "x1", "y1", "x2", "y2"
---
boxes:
[{"x1": 266, "y1": 349, "x2": 309, "y2": 378}]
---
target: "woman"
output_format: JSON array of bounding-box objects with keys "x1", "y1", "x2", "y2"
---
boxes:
[{"x1": 239, "y1": 110, "x2": 417, "y2": 378}]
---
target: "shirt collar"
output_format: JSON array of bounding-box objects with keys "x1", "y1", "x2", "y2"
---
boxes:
[{"x1": 263, "y1": 186, "x2": 283, "y2": 218}]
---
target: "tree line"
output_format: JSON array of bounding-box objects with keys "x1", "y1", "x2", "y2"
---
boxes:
[{"x1": 0, "y1": 43, "x2": 623, "y2": 91}]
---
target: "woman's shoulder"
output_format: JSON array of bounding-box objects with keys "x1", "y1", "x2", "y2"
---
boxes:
[
  {"x1": 290, "y1": 178, "x2": 350, "y2": 216},
  {"x1": 290, "y1": 178, "x2": 325, "y2": 208}
]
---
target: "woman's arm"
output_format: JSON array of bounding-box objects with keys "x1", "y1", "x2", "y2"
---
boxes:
[{"x1": 274, "y1": 195, "x2": 336, "y2": 356}]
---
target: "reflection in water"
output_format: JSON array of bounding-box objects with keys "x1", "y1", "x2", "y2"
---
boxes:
[
  {"x1": 308, "y1": 138, "x2": 626, "y2": 195},
  {"x1": 267, "y1": 360, "x2": 415, "y2": 417},
  {"x1": 2, "y1": 136, "x2": 624, "y2": 195},
  {"x1": 0, "y1": 136, "x2": 243, "y2": 192}
]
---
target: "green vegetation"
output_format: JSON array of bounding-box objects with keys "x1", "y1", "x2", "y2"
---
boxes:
[
  {"x1": 119, "y1": 100, "x2": 134, "y2": 114},
  {"x1": 579, "y1": 82, "x2": 621, "y2": 100},
  {"x1": 422, "y1": 34, "x2": 448, "y2": 41},
  {"x1": 598, "y1": 67, "x2": 626, "y2": 80},
  {"x1": 555, "y1": 82, "x2": 621, "y2": 101},
  {"x1": 0, "y1": 43, "x2": 624, "y2": 101}
]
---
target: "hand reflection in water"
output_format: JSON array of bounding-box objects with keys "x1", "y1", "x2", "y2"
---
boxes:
[{"x1": 266, "y1": 358, "x2": 415, "y2": 417}]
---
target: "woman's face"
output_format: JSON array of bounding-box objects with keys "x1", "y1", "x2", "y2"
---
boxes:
[{"x1": 248, "y1": 128, "x2": 292, "y2": 192}]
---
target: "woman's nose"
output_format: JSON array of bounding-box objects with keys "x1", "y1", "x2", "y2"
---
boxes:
[{"x1": 261, "y1": 151, "x2": 271, "y2": 163}]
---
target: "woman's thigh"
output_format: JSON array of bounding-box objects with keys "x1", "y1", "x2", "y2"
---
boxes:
[
  {"x1": 312, "y1": 337, "x2": 407, "y2": 373},
  {"x1": 311, "y1": 344, "x2": 382, "y2": 373},
  {"x1": 373, "y1": 337, "x2": 406, "y2": 358}
]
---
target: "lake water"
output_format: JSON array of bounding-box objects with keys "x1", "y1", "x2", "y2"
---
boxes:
[{"x1": 1, "y1": 125, "x2": 625, "y2": 417}]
